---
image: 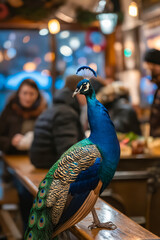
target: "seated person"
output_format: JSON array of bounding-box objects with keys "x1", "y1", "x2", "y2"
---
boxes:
[
  {"x1": 0, "y1": 79, "x2": 47, "y2": 232},
  {"x1": 30, "y1": 74, "x2": 85, "y2": 168},
  {"x1": 0, "y1": 79, "x2": 47, "y2": 154},
  {"x1": 96, "y1": 82, "x2": 142, "y2": 135},
  {"x1": 144, "y1": 48, "x2": 160, "y2": 137}
]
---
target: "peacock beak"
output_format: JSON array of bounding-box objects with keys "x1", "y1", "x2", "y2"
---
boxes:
[{"x1": 72, "y1": 88, "x2": 80, "y2": 97}]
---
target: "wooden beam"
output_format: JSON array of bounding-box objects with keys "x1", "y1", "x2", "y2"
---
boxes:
[{"x1": 0, "y1": 210, "x2": 22, "y2": 240}]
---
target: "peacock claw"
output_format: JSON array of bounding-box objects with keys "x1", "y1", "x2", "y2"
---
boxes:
[{"x1": 88, "y1": 221, "x2": 117, "y2": 230}]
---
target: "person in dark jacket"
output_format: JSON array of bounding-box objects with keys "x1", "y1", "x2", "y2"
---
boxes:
[
  {"x1": 144, "y1": 48, "x2": 160, "y2": 137},
  {"x1": 0, "y1": 79, "x2": 47, "y2": 154},
  {"x1": 30, "y1": 74, "x2": 85, "y2": 168},
  {"x1": 105, "y1": 97, "x2": 141, "y2": 135},
  {"x1": 96, "y1": 82, "x2": 142, "y2": 135}
]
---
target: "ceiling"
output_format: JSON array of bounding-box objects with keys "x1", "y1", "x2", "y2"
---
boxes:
[
  {"x1": 0, "y1": 0, "x2": 100, "y2": 27},
  {"x1": 55, "y1": 0, "x2": 99, "y2": 22}
]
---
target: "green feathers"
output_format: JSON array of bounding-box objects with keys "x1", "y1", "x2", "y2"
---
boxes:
[
  {"x1": 38, "y1": 188, "x2": 46, "y2": 198},
  {"x1": 29, "y1": 213, "x2": 36, "y2": 228},
  {"x1": 24, "y1": 138, "x2": 100, "y2": 240},
  {"x1": 26, "y1": 231, "x2": 34, "y2": 240},
  {"x1": 37, "y1": 199, "x2": 44, "y2": 209},
  {"x1": 24, "y1": 175, "x2": 54, "y2": 240},
  {"x1": 38, "y1": 215, "x2": 46, "y2": 229},
  {"x1": 40, "y1": 179, "x2": 48, "y2": 188}
]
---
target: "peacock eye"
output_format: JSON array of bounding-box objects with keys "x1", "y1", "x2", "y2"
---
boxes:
[{"x1": 83, "y1": 85, "x2": 87, "y2": 89}]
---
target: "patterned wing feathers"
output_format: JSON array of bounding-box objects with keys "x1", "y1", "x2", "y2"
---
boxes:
[
  {"x1": 25, "y1": 143, "x2": 101, "y2": 239},
  {"x1": 47, "y1": 144, "x2": 101, "y2": 225},
  {"x1": 52, "y1": 181, "x2": 102, "y2": 237}
]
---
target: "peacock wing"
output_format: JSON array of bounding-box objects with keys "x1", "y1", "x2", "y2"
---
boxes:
[
  {"x1": 52, "y1": 180, "x2": 103, "y2": 237},
  {"x1": 46, "y1": 143, "x2": 101, "y2": 226},
  {"x1": 25, "y1": 140, "x2": 102, "y2": 240}
]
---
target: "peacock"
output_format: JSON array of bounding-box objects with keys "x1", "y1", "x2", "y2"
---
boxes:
[{"x1": 24, "y1": 66, "x2": 120, "y2": 240}]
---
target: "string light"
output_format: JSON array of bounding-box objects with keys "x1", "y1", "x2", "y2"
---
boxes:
[
  {"x1": 23, "y1": 62, "x2": 36, "y2": 72},
  {"x1": 129, "y1": 2, "x2": 138, "y2": 17},
  {"x1": 48, "y1": 19, "x2": 60, "y2": 34}
]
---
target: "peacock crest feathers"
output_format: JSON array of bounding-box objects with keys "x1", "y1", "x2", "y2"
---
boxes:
[{"x1": 76, "y1": 66, "x2": 97, "y2": 79}]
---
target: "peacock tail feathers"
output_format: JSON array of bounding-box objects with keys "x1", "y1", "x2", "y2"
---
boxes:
[
  {"x1": 25, "y1": 138, "x2": 102, "y2": 240},
  {"x1": 76, "y1": 65, "x2": 97, "y2": 79},
  {"x1": 24, "y1": 174, "x2": 54, "y2": 240}
]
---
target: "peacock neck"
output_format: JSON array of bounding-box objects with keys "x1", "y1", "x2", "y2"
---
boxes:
[
  {"x1": 86, "y1": 92, "x2": 120, "y2": 173},
  {"x1": 86, "y1": 94, "x2": 100, "y2": 140},
  {"x1": 86, "y1": 93, "x2": 112, "y2": 143}
]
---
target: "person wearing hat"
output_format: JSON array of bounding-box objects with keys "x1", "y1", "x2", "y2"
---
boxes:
[{"x1": 144, "y1": 48, "x2": 160, "y2": 137}]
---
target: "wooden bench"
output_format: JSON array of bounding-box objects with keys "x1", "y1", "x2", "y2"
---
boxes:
[{"x1": 3, "y1": 155, "x2": 160, "y2": 240}]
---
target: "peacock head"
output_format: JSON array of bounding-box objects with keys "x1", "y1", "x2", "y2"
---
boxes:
[
  {"x1": 73, "y1": 65, "x2": 97, "y2": 97},
  {"x1": 73, "y1": 79, "x2": 93, "y2": 97}
]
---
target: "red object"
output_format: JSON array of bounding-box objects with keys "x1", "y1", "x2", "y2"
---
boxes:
[
  {"x1": 121, "y1": 138, "x2": 130, "y2": 145},
  {"x1": 85, "y1": 30, "x2": 106, "y2": 51},
  {"x1": 0, "y1": 3, "x2": 9, "y2": 20}
]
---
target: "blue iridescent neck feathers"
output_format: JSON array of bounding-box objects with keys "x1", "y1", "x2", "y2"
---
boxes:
[{"x1": 75, "y1": 66, "x2": 120, "y2": 186}]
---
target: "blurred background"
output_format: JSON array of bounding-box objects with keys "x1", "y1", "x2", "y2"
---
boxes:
[
  {"x1": 0, "y1": 0, "x2": 160, "y2": 238},
  {"x1": 0, "y1": 0, "x2": 159, "y2": 114}
]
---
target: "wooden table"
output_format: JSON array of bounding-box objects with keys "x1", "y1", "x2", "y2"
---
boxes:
[
  {"x1": 118, "y1": 154, "x2": 160, "y2": 171},
  {"x1": 4, "y1": 155, "x2": 160, "y2": 240}
]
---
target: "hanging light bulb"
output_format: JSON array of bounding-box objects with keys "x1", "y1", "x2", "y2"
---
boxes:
[
  {"x1": 98, "y1": 13, "x2": 118, "y2": 34},
  {"x1": 129, "y1": 2, "x2": 138, "y2": 17},
  {"x1": 97, "y1": 0, "x2": 118, "y2": 35},
  {"x1": 48, "y1": 19, "x2": 60, "y2": 34}
]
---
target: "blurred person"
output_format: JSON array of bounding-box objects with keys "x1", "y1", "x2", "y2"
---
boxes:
[
  {"x1": 96, "y1": 82, "x2": 142, "y2": 135},
  {"x1": 0, "y1": 79, "x2": 47, "y2": 154},
  {"x1": 30, "y1": 75, "x2": 85, "y2": 168},
  {"x1": 0, "y1": 79, "x2": 47, "y2": 232},
  {"x1": 144, "y1": 48, "x2": 160, "y2": 137}
]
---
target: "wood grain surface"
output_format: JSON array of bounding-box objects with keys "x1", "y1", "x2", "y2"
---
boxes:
[{"x1": 4, "y1": 155, "x2": 160, "y2": 240}]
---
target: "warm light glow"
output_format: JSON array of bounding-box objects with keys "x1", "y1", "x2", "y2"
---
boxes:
[
  {"x1": 4, "y1": 50, "x2": 10, "y2": 61},
  {"x1": 0, "y1": 51, "x2": 3, "y2": 62},
  {"x1": 23, "y1": 36, "x2": 30, "y2": 43},
  {"x1": 48, "y1": 19, "x2": 60, "y2": 34},
  {"x1": 23, "y1": 62, "x2": 36, "y2": 72},
  {"x1": 92, "y1": 45, "x2": 101, "y2": 52},
  {"x1": 147, "y1": 36, "x2": 160, "y2": 51},
  {"x1": 55, "y1": 12, "x2": 74, "y2": 23},
  {"x1": 89, "y1": 63, "x2": 97, "y2": 72},
  {"x1": 44, "y1": 52, "x2": 55, "y2": 62},
  {"x1": 8, "y1": 0, "x2": 23, "y2": 7},
  {"x1": 129, "y1": 2, "x2": 138, "y2": 17},
  {"x1": 114, "y1": 42, "x2": 122, "y2": 51}
]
